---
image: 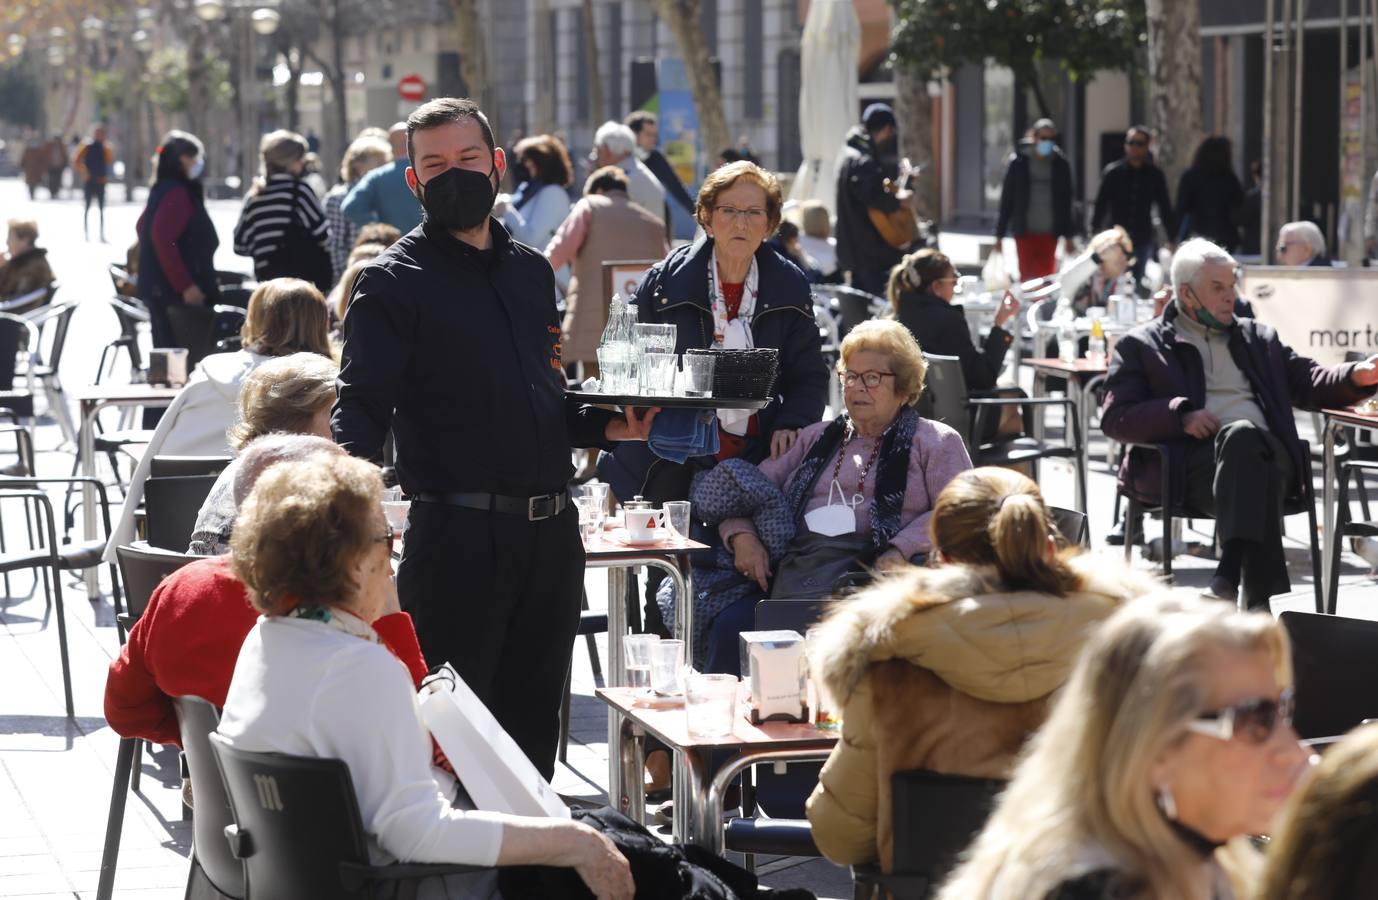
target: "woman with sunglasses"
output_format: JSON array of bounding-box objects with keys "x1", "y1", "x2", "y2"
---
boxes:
[
  {"x1": 219, "y1": 453, "x2": 635, "y2": 900},
  {"x1": 939, "y1": 592, "x2": 1311, "y2": 900}
]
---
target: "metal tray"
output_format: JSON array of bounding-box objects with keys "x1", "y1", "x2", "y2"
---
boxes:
[{"x1": 566, "y1": 391, "x2": 769, "y2": 410}]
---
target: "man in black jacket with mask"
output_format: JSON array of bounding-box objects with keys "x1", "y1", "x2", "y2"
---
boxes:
[
  {"x1": 835, "y1": 103, "x2": 907, "y2": 299},
  {"x1": 333, "y1": 97, "x2": 657, "y2": 777}
]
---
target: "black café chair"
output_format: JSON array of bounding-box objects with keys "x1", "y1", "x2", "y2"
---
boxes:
[
  {"x1": 920, "y1": 352, "x2": 1086, "y2": 512},
  {"x1": 174, "y1": 696, "x2": 244, "y2": 900},
  {"x1": 209, "y1": 734, "x2": 489, "y2": 900},
  {"x1": 852, "y1": 769, "x2": 1006, "y2": 900},
  {"x1": 1279, "y1": 610, "x2": 1378, "y2": 741},
  {"x1": 96, "y1": 543, "x2": 200, "y2": 900},
  {"x1": 143, "y1": 473, "x2": 222, "y2": 552},
  {"x1": 1120, "y1": 441, "x2": 1323, "y2": 613}
]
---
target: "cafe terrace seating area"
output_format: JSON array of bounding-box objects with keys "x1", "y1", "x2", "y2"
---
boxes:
[{"x1": 6, "y1": 264, "x2": 1378, "y2": 900}]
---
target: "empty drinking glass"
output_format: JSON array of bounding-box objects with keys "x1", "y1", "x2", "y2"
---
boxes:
[
  {"x1": 574, "y1": 496, "x2": 601, "y2": 543},
  {"x1": 679, "y1": 353, "x2": 716, "y2": 398},
  {"x1": 685, "y1": 673, "x2": 739, "y2": 739},
  {"x1": 663, "y1": 500, "x2": 691, "y2": 545},
  {"x1": 597, "y1": 345, "x2": 630, "y2": 394},
  {"x1": 639, "y1": 351, "x2": 677, "y2": 396},
  {"x1": 633, "y1": 323, "x2": 677, "y2": 355},
  {"x1": 650, "y1": 639, "x2": 685, "y2": 695},
  {"x1": 623, "y1": 634, "x2": 661, "y2": 691},
  {"x1": 576, "y1": 481, "x2": 610, "y2": 517}
]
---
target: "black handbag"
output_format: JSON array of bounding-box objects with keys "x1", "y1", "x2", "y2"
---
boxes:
[{"x1": 769, "y1": 530, "x2": 873, "y2": 600}]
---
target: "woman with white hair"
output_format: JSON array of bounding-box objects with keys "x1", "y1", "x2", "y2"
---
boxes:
[
  {"x1": 937, "y1": 592, "x2": 1311, "y2": 900},
  {"x1": 233, "y1": 129, "x2": 333, "y2": 292},
  {"x1": 1275, "y1": 220, "x2": 1332, "y2": 267},
  {"x1": 589, "y1": 120, "x2": 666, "y2": 227}
]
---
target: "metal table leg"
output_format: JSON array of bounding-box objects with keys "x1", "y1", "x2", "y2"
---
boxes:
[
  {"x1": 605, "y1": 567, "x2": 628, "y2": 811},
  {"x1": 1323, "y1": 418, "x2": 1340, "y2": 608},
  {"x1": 80, "y1": 399, "x2": 99, "y2": 596}
]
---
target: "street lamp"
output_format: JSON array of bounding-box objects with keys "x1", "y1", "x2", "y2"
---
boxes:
[
  {"x1": 5, "y1": 34, "x2": 24, "y2": 57},
  {"x1": 191, "y1": 0, "x2": 282, "y2": 190}
]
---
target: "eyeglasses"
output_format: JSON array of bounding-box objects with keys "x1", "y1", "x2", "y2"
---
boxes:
[
  {"x1": 714, "y1": 206, "x2": 769, "y2": 224},
  {"x1": 376, "y1": 524, "x2": 396, "y2": 555},
  {"x1": 838, "y1": 370, "x2": 895, "y2": 389},
  {"x1": 1126, "y1": 139, "x2": 1150, "y2": 148},
  {"x1": 1186, "y1": 688, "x2": 1294, "y2": 745}
]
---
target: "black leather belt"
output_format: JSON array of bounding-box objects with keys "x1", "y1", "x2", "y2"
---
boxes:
[{"x1": 413, "y1": 490, "x2": 569, "y2": 521}]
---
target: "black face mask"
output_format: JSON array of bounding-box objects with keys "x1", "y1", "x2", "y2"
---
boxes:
[{"x1": 416, "y1": 164, "x2": 496, "y2": 231}]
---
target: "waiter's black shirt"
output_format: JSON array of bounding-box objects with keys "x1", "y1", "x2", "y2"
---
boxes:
[{"x1": 333, "y1": 217, "x2": 614, "y2": 496}]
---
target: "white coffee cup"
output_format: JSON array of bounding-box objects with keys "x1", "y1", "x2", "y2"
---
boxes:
[{"x1": 625, "y1": 506, "x2": 666, "y2": 543}]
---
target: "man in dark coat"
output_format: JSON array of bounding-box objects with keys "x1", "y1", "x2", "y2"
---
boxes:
[
  {"x1": 625, "y1": 111, "x2": 696, "y2": 224},
  {"x1": 995, "y1": 118, "x2": 1076, "y2": 281},
  {"x1": 1101, "y1": 238, "x2": 1378, "y2": 609},
  {"x1": 1091, "y1": 125, "x2": 1176, "y2": 283},
  {"x1": 834, "y1": 103, "x2": 907, "y2": 299}
]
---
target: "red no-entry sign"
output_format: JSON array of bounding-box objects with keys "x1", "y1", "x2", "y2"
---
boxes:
[{"x1": 398, "y1": 74, "x2": 427, "y2": 102}]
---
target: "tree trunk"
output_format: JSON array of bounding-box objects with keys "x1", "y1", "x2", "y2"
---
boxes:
[
  {"x1": 1145, "y1": 0, "x2": 1204, "y2": 191},
  {"x1": 284, "y1": 50, "x2": 302, "y2": 132},
  {"x1": 581, "y1": 0, "x2": 604, "y2": 124},
  {"x1": 451, "y1": 0, "x2": 496, "y2": 134},
  {"x1": 894, "y1": 66, "x2": 938, "y2": 221},
  {"x1": 532, "y1": 0, "x2": 554, "y2": 131},
  {"x1": 326, "y1": 0, "x2": 348, "y2": 177},
  {"x1": 186, "y1": 27, "x2": 211, "y2": 141},
  {"x1": 651, "y1": 0, "x2": 730, "y2": 171}
]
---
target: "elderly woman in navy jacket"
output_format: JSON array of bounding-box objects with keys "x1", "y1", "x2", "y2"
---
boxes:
[{"x1": 600, "y1": 161, "x2": 829, "y2": 632}]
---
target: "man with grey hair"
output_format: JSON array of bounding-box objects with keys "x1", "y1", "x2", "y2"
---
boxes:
[
  {"x1": 590, "y1": 120, "x2": 665, "y2": 227},
  {"x1": 1102, "y1": 237, "x2": 1378, "y2": 608},
  {"x1": 1275, "y1": 220, "x2": 1332, "y2": 267},
  {"x1": 188, "y1": 434, "x2": 341, "y2": 555},
  {"x1": 341, "y1": 121, "x2": 422, "y2": 232}
]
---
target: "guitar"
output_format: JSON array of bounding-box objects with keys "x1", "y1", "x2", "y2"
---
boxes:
[{"x1": 867, "y1": 157, "x2": 918, "y2": 250}]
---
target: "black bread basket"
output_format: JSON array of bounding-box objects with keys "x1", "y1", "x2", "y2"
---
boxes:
[{"x1": 686, "y1": 348, "x2": 779, "y2": 401}]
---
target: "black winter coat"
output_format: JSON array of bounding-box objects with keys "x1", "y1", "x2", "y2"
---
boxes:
[
  {"x1": 1091, "y1": 158, "x2": 1176, "y2": 243},
  {"x1": 834, "y1": 126, "x2": 903, "y2": 282},
  {"x1": 996, "y1": 144, "x2": 1076, "y2": 241},
  {"x1": 894, "y1": 291, "x2": 1011, "y2": 392},
  {"x1": 599, "y1": 236, "x2": 829, "y2": 503}
]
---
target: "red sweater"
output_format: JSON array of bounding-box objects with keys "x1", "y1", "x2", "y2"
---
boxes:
[{"x1": 104, "y1": 556, "x2": 428, "y2": 746}]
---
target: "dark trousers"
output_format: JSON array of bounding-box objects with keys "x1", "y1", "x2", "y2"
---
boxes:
[
  {"x1": 84, "y1": 181, "x2": 106, "y2": 236},
  {"x1": 1183, "y1": 419, "x2": 1294, "y2": 608},
  {"x1": 1130, "y1": 234, "x2": 1155, "y2": 284},
  {"x1": 397, "y1": 501, "x2": 585, "y2": 779}
]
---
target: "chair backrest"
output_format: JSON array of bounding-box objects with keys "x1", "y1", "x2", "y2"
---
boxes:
[
  {"x1": 0, "y1": 312, "x2": 41, "y2": 386},
  {"x1": 1279, "y1": 611, "x2": 1378, "y2": 740},
  {"x1": 1047, "y1": 506, "x2": 1090, "y2": 549},
  {"x1": 890, "y1": 769, "x2": 1006, "y2": 889},
  {"x1": 115, "y1": 542, "x2": 199, "y2": 623},
  {"x1": 34, "y1": 301, "x2": 78, "y2": 372},
  {"x1": 174, "y1": 697, "x2": 244, "y2": 898},
  {"x1": 815, "y1": 284, "x2": 885, "y2": 338},
  {"x1": 918, "y1": 353, "x2": 972, "y2": 446},
  {"x1": 208, "y1": 733, "x2": 376, "y2": 900},
  {"x1": 144, "y1": 474, "x2": 220, "y2": 552},
  {"x1": 149, "y1": 455, "x2": 232, "y2": 479}
]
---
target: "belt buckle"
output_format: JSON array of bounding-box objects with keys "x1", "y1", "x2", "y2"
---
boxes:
[{"x1": 528, "y1": 494, "x2": 549, "y2": 521}]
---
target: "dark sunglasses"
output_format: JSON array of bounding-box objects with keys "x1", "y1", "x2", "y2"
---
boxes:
[
  {"x1": 1186, "y1": 688, "x2": 1294, "y2": 745},
  {"x1": 1126, "y1": 139, "x2": 1150, "y2": 148}
]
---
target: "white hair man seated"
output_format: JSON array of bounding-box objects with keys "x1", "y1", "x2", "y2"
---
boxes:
[{"x1": 1276, "y1": 220, "x2": 1332, "y2": 267}]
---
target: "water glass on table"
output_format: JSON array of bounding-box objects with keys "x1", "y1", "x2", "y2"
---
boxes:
[
  {"x1": 678, "y1": 353, "x2": 715, "y2": 398},
  {"x1": 649, "y1": 639, "x2": 685, "y2": 695},
  {"x1": 382, "y1": 487, "x2": 410, "y2": 533},
  {"x1": 576, "y1": 481, "x2": 610, "y2": 517},
  {"x1": 623, "y1": 634, "x2": 661, "y2": 691},
  {"x1": 639, "y1": 351, "x2": 677, "y2": 396},
  {"x1": 633, "y1": 323, "x2": 677, "y2": 355},
  {"x1": 663, "y1": 500, "x2": 691, "y2": 545},
  {"x1": 574, "y1": 496, "x2": 602, "y2": 543},
  {"x1": 685, "y1": 673, "x2": 739, "y2": 739}
]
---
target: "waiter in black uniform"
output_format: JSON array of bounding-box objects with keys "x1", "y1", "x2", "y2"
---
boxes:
[{"x1": 333, "y1": 98, "x2": 656, "y2": 777}]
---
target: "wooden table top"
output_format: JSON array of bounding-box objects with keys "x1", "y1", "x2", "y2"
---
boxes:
[
  {"x1": 584, "y1": 524, "x2": 710, "y2": 560},
  {"x1": 71, "y1": 383, "x2": 183, "y2": 404},
  {"x1": 596, "y1": 685, "x2": 839, "y2": 751},
  {"x1": 1322, "y1": 407, "x2": 1378, "y2": 430},
  {"x1": 1025, "y1": 357, "x2": 1109, "y2": 376}
]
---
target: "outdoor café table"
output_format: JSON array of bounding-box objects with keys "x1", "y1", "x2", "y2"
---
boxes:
[
  {"x1": 1026, "y1": 356, "x2": 1106, "y2": 511},
  {"x1": 1321, "y1": 407, "x2": 1378, "y2": 610},
  {"x1": 72, "y1": 383, "x2": 181, "y2": 595},
  {"x1": 596, "y1": 685, "x2": 838, "y2": 852},
  {"x1": 585, "y1": 524, "x2": 710, "y2": 840}
]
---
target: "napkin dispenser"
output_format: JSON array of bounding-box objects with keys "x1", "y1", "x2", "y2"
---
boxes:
[
  {"x1": 739, "y1": 629, "x2": 809, "y2": 724},
  {"x1": 148, "y1": 348, "x2": 188, "y2": 387}
]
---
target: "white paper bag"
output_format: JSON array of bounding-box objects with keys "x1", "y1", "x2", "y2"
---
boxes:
[
  {"x1": 982, "y1": 247, "x2": 1011, "y2": 292},
  {"x1": 418, "y1": 664, "x2": 570, "y2": 819}
]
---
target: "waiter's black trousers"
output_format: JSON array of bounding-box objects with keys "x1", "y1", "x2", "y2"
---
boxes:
[{"x1": 398, "y1": 501, "x2": 584, "y2": 779}]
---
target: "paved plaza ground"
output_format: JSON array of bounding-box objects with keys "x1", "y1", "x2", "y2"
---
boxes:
[{"x1": 1, "y1": 176, "x2": 1374, "y2": 898}]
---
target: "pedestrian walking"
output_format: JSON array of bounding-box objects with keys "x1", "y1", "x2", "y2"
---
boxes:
[
  {"x1": 995, "y1": 118, "x2": 1076, "y2": 281},
  {"x1": 324, "y1": 133, "x2": 391, "y2": 284},
  {"x1": 333, "y1": 98, "x2": 658, "y2": 778},
  {"x1": 233, "y1": 130, "x2": 333, "y2": 293},
  {"x1": 834, "y1": 103, "x2": 908, "y2": 298},
  {"x1": 74, "y1": 125, "x2": 114, "y2": 241},
  {"x1": 45, "y1": 135, "x2": 68, "y2": 200},
  {"x1": 1091, "y1": 126, "x2": 1176, "y2": 282},
  {"x1": 19, "y1": 139, "x2": 45, "y2": 200},
  {"x1": 1175, "y1": 136, "x2": 1245, "y2": 253},
  {"x1": 341, "y1": 122, "x2": 423, "y2": 233},
  {"x1": 625, "y1": 111, "x2": 696, "y2": 221},
  {"x1": 136, "y1": 131, "x2": 221, "y2": 352}
]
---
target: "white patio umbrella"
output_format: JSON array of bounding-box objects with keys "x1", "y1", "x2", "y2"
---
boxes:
[{"x1": 787, "y1": 0, "x2": 860, "y2": 219}]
